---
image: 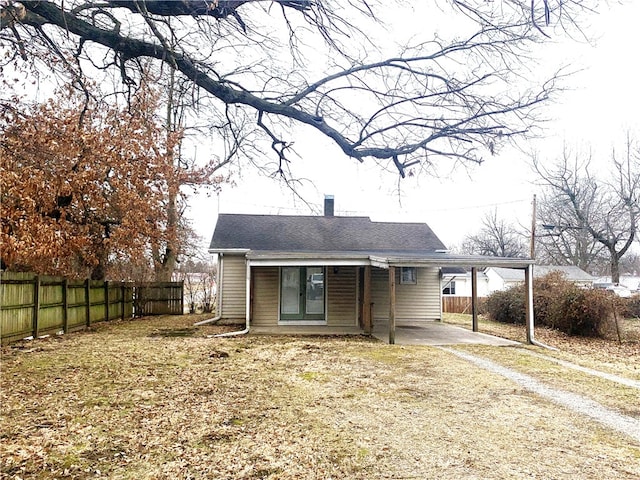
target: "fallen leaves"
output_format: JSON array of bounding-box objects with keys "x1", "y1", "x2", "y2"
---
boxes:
[{"x1": 1, "y1": 315, "x2": 639, "y2": 479}]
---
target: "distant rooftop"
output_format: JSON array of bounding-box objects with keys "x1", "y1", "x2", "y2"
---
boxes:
[{"x1": 488, "y1": 265, "x2": 594, "y2": 282}]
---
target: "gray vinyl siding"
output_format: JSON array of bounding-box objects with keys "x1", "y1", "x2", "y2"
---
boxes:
[
  {"x1": 252, "y1": 267, "x2": 279, "y2": 326},
  {"x1": 371, "y1": 266, "x2": 441, "y2": 323},
  {"x1": 220, "y1": 254, "x2": 246, "y2": 320},
  {"x1": 327, "y1": 266, "x2": 358, "y2": 326}
]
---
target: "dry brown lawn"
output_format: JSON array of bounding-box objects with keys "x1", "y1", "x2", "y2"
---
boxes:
[
  {"x1": 2, "y1": 315, "x2": 640, "y2": 479},
  {"x1": 443, "y1": 313, "x2": 640, "y2": 380}
]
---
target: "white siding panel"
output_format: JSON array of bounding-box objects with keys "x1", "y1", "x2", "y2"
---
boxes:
[
  {"x1": 327, "y1": 266, "x2": 357, "y2": 326},
  {"x1": 221, "y1": 255, "x2": 246, "y2": 320},
  {"x1": 371, "y1": 266, "x2": 441, "y2": 323},
  {"x1": 396, "y1": 267, "x2": 441, "y2": 322},
  {"x1": 252, "y1": 267, "x2": 279, "y2": 326}
]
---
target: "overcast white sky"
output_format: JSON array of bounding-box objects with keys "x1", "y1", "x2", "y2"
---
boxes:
[{"x1": 187, "y1": 1, "x2": 640, "y2": 252}]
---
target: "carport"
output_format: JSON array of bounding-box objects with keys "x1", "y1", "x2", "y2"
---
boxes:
[{"x1": 367, "y1": 253, "x2": 536, "y2": 345}]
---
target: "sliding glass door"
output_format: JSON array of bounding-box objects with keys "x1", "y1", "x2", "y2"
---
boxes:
[{"x1": 280, "y1": 267, "x2": 325, "y2": 321}]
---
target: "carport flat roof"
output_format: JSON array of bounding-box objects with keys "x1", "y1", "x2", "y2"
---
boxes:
[{"x1": 244, "y1": 250, "x2": 534, "y2": 269}]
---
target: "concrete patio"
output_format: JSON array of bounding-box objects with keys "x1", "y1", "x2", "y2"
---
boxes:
[
  {"x1": 249, "y1": 321, "x2": 519, "y2": 346},
  {"x1": 372, "y1": 321, "x2": 519, "y2": 346}
]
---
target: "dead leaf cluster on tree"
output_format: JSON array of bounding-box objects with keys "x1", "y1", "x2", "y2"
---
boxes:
[
  {"x1": 0, "y1": 84, "x2": 192, "y2": 279},
  {"x1": 0, "y1": 1, "x2": 603, "y2": 281}
]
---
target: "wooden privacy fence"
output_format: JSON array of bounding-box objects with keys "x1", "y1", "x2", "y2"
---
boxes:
[
  {"x1": 1, "y1": 272, "x2": 183, "y2": 345},
  {"x1": 442, "y1": 296, "x2": 486, "y2": 314},
  {"x1": 134, "y1": 282, "x2": 184, "y2": 316}
]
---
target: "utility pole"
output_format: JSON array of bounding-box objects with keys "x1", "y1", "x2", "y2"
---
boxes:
[{"x1": 530, "y1": 194, "x2": 537, "y2": 259}]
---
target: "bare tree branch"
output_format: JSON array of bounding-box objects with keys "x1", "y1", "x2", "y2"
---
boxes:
[
  {"x1": 1, "y1": 0, "x2": 598, "y2": 178},
  {"x1": 532, "y1": 138, "x2": 640, "y2": 282}
]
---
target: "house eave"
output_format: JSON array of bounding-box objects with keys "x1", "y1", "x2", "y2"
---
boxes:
[
  {"x1": 247, "y1": 250, "x2": 372, "y2": 267},
  {"x1": 242, "y1": 250, "x2": 534, "y2": 269},
  {"x1": 384, "y1": 254, "x2": 534, "y2": 269},
  {"x1": 208, "y1": 248, "x2": 251, "y2": 255}
]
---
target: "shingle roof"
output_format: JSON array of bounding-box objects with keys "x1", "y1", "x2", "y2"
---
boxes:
[
  {"x1": 488, "y1": 265, "x2": 594, "y2": 282},
  {"x1": 533, "y1": 265, "x2": 594, "y2": 282},
  {"x1": 210, "y1": 214, "x2": 447, "y2": 253},
  {"x1": 487, "y1": 267, "x2": 526, "y2": 281},
  {"x1": 441, "y1": 267, "x2": 468, "y2": 275}
]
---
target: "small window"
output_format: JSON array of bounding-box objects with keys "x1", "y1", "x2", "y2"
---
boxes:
[
  {"x1": 400, "y1": 267, "x2": 417, "y2": 284},
  {"x1": 443, "y1": 281, "x2": 456, "y2": 295}
]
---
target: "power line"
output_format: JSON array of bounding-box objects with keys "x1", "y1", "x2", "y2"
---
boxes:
[{"x1": 214, "y1": 196, "x2": 531, "y2": 217}]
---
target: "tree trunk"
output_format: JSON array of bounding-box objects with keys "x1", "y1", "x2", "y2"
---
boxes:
[
  {"x1": 91, "y1": 243, "x2": 108, "y2": 280},
  {"x1": 153, "y1": 188, "x2": 178, "y2": 281},
  {"x1": 153, "y1": 64, "x2": 180, "y2": 283},
  {"x1": 610, "y1": 248, "x2": 620, "y2": 284}
]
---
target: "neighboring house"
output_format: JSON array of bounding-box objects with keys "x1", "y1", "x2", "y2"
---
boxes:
[
  {"x1": 208, "y1": 197, "x2": 534, "y2": 338},
  {"x1": 441, "y1": 267, "x2": 490, "y2": 297},
  {"x1": 485, "y1": 265, "x2": 595, "y2": 293},
  {"x1": 595, "y1": 275, "x2": 640, "y2": 292}
]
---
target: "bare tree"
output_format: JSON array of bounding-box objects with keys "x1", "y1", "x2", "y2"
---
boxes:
[
  {"x1": 535, "y1": 191, "x2": 609, "y2": 273},
  {"x1": 533, "y1": 136, "x2": 640, "y2": 283},
  {"x1": 174, "y1": 252, "x2": 218, "y2": 313},
  {"x1": 461, "y1": 209, "x2": 527, "y2": 257},
  {"x1": 1, "y1": 1, "x2": 596, "y2": 179},
  {"x1": 535, "y1": 224, "x2": 609, "y2": 274},
  {"x1": 619, "y1": 252, "x2": 640, "y2": 277}
]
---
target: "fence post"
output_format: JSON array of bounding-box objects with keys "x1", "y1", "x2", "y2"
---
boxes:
[
  {"x1": 180, "y1": 281, "x2": 184, "y2": 315},
  {"x1": 104, "y1": 280, "x2": 110, "y2": 322},
  {"x1": 85, "y1": 279, "x2": 91, "y2": 328},
  {"x1": 63, "y1": 278, "x2": 69, "y2": 333},
  {"x1": 121, "y1": 283, "x2": 126, "y2": 320},
  {"x1": 33, "y1": 275, "x2": 41, "y2": 339}
]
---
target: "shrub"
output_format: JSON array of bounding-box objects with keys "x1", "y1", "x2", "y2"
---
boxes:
[
  {"x1": 552, "y1": 288, "x2": 613, "y2": 337},
  {"x1": 484, "y1": 271, "x2": 617, "y2": 337},
  {"x1": 621, "y1": 294, "x2": 640, "y2": 319},
  {"x1": 484, "y1": 285, "x2": 526, "y2": 325}
]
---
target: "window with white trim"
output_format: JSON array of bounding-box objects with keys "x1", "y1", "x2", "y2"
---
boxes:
[
  {"x1": 400, "y1": 267, "x2": 417, "y2": 284},
  {"x1": 442, "y1": 281, "x2": 456, "y2": 295}
]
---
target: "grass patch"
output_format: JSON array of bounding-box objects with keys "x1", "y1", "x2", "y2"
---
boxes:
[
  {"x1": 1, "y1": 315, "x2": 639, "y2": 479},
  {"x1": 299, "y1": 371, "x2": 328, "y2": 382},
  {"x1": 443, "y1": 312, "x2": 640, "y2": 379},
  {"x1": 453, "y1": 344, "x2": 640, "y2": 418},
  {"x1": 149, "y1": 327, "x2": 198, "y2": 337}
]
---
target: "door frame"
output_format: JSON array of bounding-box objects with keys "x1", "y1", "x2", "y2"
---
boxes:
[{"x1": 278, "y1": 266, "x2": 327, "y2": 324}]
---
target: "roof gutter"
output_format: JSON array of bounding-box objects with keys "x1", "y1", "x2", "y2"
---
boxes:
[{"x1": 208, "y1": 248, "x2": 250, "y2": 254}]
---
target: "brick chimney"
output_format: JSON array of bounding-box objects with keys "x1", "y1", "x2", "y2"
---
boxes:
[{"x1": 324, "y1": 195, "x2": 334, "y2": 216}]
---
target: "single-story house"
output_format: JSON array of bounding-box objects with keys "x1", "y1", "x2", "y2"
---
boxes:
[
  {"x1": 207, "y1": 197, "x2": 537, "y2": 343},
  {"x1": 485, "y1": 265, "x2": 595, "y2": 293}
]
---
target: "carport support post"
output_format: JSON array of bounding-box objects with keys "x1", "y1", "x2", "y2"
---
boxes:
[
  {"x1": 363, "y1": 265, "x2": 372, "y2": 335},
  {"x1": 471, "y1": 267, "x2": 478, "y2": 332},
  {"x1": 525, "y1": 265, "x2": 534, "y2": 344},
  {"x1": 389, "y1": 266, "x2": 396, "y2": 345}
]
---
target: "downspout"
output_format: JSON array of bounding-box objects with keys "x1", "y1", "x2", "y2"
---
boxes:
[
  {"x1": 527, "y1": 200, "x2": 555, "y2": 350},
  {"x1": 214, "y1": 257, "x2": 251, "y2": 337},
  {"x1": 194, "y1": 253, "x2": 224, "y2": 326},
  {"x1": 525, "y1": 264, "x2": 556, "y2": 350}
]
